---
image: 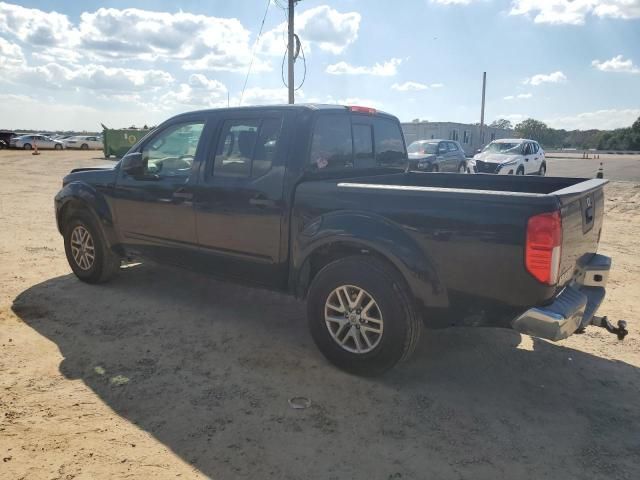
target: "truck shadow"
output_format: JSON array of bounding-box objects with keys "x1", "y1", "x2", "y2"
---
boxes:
[{"x1": 12, "y1": 265, "x2": 640, "y2": 479}]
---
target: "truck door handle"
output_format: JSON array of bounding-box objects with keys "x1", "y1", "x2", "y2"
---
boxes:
[
  {"x1": 250, "y1": 197, "x2": 275, "y2": 208},
  {"x1": 585, "y1": 206, "x2": 594, "y2": 223}
]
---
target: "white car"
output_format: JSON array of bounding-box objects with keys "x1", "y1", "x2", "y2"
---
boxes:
[
  {"x1": 63, "y1": 136, "x2": 103, "y2": 150},
  {"x1": 470, "y1": 138, "x2": 546, "y2": 176},
  {"x1": 10, "y1": 134, "x2": 64, "y2": 150}
]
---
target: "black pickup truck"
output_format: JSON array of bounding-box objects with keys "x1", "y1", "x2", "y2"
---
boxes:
[{"x1": 54, "y1": 104, "x2": 619, "y2": 375}]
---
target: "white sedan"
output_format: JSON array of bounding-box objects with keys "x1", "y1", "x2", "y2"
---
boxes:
[
  {"x1": 10, "y1": 134, "x2": 64, "y2": 150},
  {"x1": 469, "y1": 138, "x2": 546, "y2": 176},
  {"x1": 63, "y1": 136, "x2": 103, "y2": 150}
]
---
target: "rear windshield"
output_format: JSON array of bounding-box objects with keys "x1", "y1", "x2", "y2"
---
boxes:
[{"x1": 308, "y1": 114, "x2": 407, "y2": 171}]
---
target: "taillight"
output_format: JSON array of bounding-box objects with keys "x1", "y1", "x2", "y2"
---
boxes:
[
  {"x1": 349, "y1": 105, "x2": 377, "y2": 115},
  {"x1": 525, "y1": 211, "x2": 562, "y2": 285}
]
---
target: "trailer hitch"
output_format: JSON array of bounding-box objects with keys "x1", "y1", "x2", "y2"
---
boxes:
[{"x1": 591, "y1": 316, "x2": 628, "y2": 340}]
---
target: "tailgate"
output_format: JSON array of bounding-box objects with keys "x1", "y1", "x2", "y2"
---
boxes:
[{"x1": 555, "y1": 179, "x2": 608, "y2": 285}]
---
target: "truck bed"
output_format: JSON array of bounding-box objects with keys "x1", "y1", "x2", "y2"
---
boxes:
[{"x1": 293, "y1": 172, "x2": 607, "y2": 313}]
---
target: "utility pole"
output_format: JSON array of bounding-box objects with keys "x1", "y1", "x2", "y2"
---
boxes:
[
  {"x1": 479, "y1": 71, "x2": 486, "y2": 145},
  {"x1": 288, "y1": 0, "x2": 295, "y2": 104}
]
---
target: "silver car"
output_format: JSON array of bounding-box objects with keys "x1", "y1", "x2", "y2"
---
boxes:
[
  {"x1": 10, "y1": 134, "x2": 64, "y2": 150},
  {"x1": 408, "y1": 139, "x2": 468, "y2": 173}
]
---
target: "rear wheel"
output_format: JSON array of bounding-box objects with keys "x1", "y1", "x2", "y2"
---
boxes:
[
  {"x1": 538, "y1": 162, "x2": 546, "y2": 176},
  {"x1": 516, "y1": 166, "x2": 525, "y2": 175},
  {"x1": 81, "y1": 143, "x2": 89, "y2": 150},
  {"x1": 54, "y1": 144, "x2": 62, "y2": 150},
  {"x1": 63, "y1": 211, "x2": 120, "y2": 283},
  {"x1": 307, "y1": 256, "x2": 422, "y2": 376},
  {"x1": 430, "y1": 164, "x2": 439, "y2": 173},
  {"x1": 458, "y1": 162, "x2": 468, "y2": 173},
  {"x1": 23, "y1": 143, "x2": 32, "y2": 150}
]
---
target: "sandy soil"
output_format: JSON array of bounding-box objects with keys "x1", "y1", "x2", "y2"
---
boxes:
[{"x1": 1, "y1": 150, "x2": 639, "y2": 480}]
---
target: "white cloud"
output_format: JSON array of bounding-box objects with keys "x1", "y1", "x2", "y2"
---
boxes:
[
  {"x1": 510, "y1": 0, "x2": 640, "y2": 25},
  {"x1": 239, "y1": 87, "x2": 294, "y2": 106},
  {"x1": 392, "y1": 81, "x2": 428, "y2": 91},
  {"x1": 0, "y1": 36, "x2": 24, "y2": 67},
  {"x1": 0, "y1": 2, "x2": 271, "y2": 72},
  {"x1": 430, "y1": 0, "x2": 480, "y2": 4},
  {"x1": 0, "y1": 2, "x2": 77, "y2": 46},
  {"x1": 258, "y1": 5, "x2": 360, "y2": 56},
  {"x1": 430, "y1": 83, "x2": 444, "y2": 88},
  {"x1": 6, "y1": 62, "x2": 174, "y2": 92},
  {"x1": 326, "y1": 58, "x2": 402, "y2": 76},
  {"x1": 592, "y1": 55, "x2": 640, "y2": 73},
  {"x1": 545, "y1": 108, "x2": 640, "y2": 130},
  {"x1": 524, "y1": 71, "x2": 567, "y2": 86},
  {"x1": 504, "y1": 93, "x2": 533, "y2": 100},
  {"x1": 159, "y1": 74, "x2": 227, "y2": 109},
  {"x1": 497, "y1": 113, "x2": 526, "y2": 123}
]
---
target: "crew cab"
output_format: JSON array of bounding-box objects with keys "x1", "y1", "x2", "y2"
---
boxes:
[{"x1": 54, "y1": 104, "x2": 616, "y2": 375}]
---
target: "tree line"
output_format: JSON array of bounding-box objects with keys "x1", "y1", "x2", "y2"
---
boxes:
[{"x1": 489, "y1": 116, "x2": 640, "y2": 151}]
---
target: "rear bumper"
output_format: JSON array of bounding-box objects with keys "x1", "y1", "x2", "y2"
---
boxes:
[{"x1": 512, "y1": 254, "x2": 610, "y2": 341}]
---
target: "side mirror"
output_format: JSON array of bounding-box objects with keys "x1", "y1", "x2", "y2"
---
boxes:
[{"x1": 121, "y1": 152, "x2": 144, "y2": 176}]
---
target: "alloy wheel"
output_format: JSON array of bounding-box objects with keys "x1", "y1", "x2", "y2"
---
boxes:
[
  {"x1": 70, "y1": 225, "x2": 95, "y2": 270},
  {"x1": 324, "y1": 285, "x2": 384, "y2": 354}
]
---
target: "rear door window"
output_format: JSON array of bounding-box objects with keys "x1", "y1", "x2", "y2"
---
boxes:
[{"x1": 213, "y1": 117, "x2": 282, "y2": 178}]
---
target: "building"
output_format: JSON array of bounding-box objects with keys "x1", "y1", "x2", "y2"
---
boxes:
[{"x1": 401, "y1": 121, "x2": 512, "y2": 156}]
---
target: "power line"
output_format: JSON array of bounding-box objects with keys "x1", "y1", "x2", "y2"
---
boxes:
[{"x1": 239, "y1": 0, "x2": 271, "y2": 106}]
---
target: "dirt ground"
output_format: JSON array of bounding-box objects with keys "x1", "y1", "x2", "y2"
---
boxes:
[{"x1": 1, "y1": 150, "x2": 639, "y2": 480}]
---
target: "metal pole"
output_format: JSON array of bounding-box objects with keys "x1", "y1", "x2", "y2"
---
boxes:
[
  {"x1": 288, "y1": 0, "x2": 295, "y2": 104},
  {"x1": 480, "y1": 71, "x2": 486, "y2": 145}
]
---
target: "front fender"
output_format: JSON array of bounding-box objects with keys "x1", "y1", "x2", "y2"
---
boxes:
[
  {"x1": 54, "y1": 182, "x2": 118, "y2": 248},
  {"x1": 292, "y1": 210, "x2": 448, "y2": 308}
]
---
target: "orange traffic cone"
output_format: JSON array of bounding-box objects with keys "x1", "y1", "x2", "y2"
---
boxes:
[{"x1": 32, "y1": 142, "x2": 40, "y2": 155}]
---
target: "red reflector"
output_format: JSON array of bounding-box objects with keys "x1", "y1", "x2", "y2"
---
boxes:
[
  {"x1": 525, "y1": 211, "x2": 562, "y2": 285},
  {"x1": 349, "y1": 105, "x2": 377, "y2": 115}
]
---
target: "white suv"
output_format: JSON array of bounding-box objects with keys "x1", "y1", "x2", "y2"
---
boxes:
[{"x1": 469, "y1": 138, "x2": 546, "y2": 176}]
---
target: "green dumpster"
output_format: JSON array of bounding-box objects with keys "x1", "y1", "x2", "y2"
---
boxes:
[{"x1": 102, "y1": 127, "x2": 151, "y2": 158}]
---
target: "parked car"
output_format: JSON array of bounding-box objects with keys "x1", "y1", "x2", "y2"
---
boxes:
[
  {"x1": 470, "y1": 138, "x2": 546, "y2": 176},
  {"x1": 10, "y1": 134, "x2": 64, "y2": 150},
  {"x1": 407, "y1": 139, "x2": 468, "y2": 172},
  {"x1": 63, "y1": 136, "x2": 103, "y2": 150},
  {"x1": 55, "y1": 105, "x2": 616, "y2": 375}
]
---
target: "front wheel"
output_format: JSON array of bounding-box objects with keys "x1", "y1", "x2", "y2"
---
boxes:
[
  {"x1": 54, "y1": 144, "x2": 62, "y2": 150},
  {"x1": 23, "y1": 143, "x2": 32, "y2": 150},
  {"x1": 63, "y1": 211, "x2": 120, "y2": 283},
  {"x1": 458, "y1": 162, "x2": 468, "y2": 173},
  {"x1": 307, "y1": 256, "x2": 422, "y2": 376},
  {"x1": 516, "y1": 166, "x2": 525, "y2": 175},
  {"x1": 81, "y1": 143, "x2": 89, "y2": 150}
]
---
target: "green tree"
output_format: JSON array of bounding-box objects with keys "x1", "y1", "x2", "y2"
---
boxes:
[
  {"x1": 489, "y1": 118, "x2": 513, "y2": 130},
  {"x1": 514, "y1": 118, "x2": 548, "y2": 143}
]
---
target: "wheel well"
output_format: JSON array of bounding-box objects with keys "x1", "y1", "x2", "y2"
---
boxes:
[
  {"x1": 297, "y1": 242, "x2": 403, "y2": 299},
  {"x1": 58, "y1": 199, "x2": 91, "y2": 233}
]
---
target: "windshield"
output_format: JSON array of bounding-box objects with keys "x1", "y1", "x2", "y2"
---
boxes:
[
  {"x1": 482, "y1": 142, "x2": 523, "y2": 154},
  {"x1": 408, "y1": 142, "x2": 438, "y2": 154}
]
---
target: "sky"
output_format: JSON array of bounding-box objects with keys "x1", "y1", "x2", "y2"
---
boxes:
[{"x1": 0, "y1": 0, "x2": 639, "y2": 131}]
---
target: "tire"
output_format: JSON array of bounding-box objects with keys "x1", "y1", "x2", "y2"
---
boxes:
[
  {"x1": 458, "y1": 162, "x2": 467, "y2": 173},
  {"x1": 63, "y1": 211, "x2": 120, "y2": 284},
  {"x1": 54, "y1": 144, "x2": 63, "y2": 150},
  {"x1": 307, "y1": 256, "x2": 422, "y2": 376},
  {"x1": 538, "y1": 162, "x2": 546, "y2": 176},
  {"x1": 430, "y1": 164, "x2": 439, "y2": 173},
  {"x1": 516, "y1": 166, "x2": 525, "y2": 175},
  {"x1": 81, "y1": 143, "x2": 89, "y2": 150},
  {"x1": 23, "y1": 143, "x2": 32, "y2": 150}
]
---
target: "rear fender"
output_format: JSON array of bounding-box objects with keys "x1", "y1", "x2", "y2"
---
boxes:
[{"x1": 291, "y1": 211, "x2": 448, "y2": 308}]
